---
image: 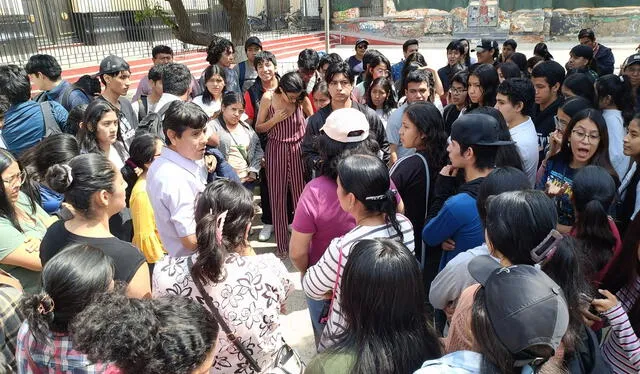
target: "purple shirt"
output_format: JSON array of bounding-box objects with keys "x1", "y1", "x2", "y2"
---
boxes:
[{"x1": 146, "y1": 147, "x2": 207, "y2": 257}]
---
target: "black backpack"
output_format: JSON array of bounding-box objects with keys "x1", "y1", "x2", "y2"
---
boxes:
[
  {"x1": 39, "y1": 101, "x2": 62, "y2": 137},
  {"x1": 136, "y1": 102, "x2": 172, "y2": 141}
]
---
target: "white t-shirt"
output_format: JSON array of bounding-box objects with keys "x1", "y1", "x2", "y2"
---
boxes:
[
  {"x1": 602, "y1": 109, "x2": 630, "y2": 179},
  {"x1": 192, "y1": 95, "x2": 221, "y2": 117},
  {"x1": 509, "y1": 117, "x2": 539, "y2": 187}
]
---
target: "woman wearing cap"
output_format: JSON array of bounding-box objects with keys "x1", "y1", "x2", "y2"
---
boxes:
[
  {"x1": 347, "y1": 39, "x2": 368, "y2": 75},
  {"x1": 417, "y1": 257, "x2": 570, "y2": 374},
  {"x1": 392, "y1": 102, "x2": 447, "y2": 265},
  {"x1": 598, "y1": 215, "x2": 640, "y2": 374},
  {"x1": 537, "y1": 108, "x2": 618, "y2": 233},
  {"x1": 303, "y1": 154, "x2": 414, "y2": 352},
  {"x1": 290, "y1": 108, "x2": 380, "y2": 342},
  {"x1": 443, "y1": 191, "x2": 597, "y2": 373},
  {"x1": 255, "y1": 72, "x2": 313, "y2": 257},
  {"x1": 306, "y1": 239, "x2": 442, "y2": 373},
  {"x1": 567, "y1": 45, "x2": 599, "y2": 83}
]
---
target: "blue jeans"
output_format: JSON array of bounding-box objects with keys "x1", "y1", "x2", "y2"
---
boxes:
[{"x1": 306, "y1": 296, "x2": 330, "y2": 344}]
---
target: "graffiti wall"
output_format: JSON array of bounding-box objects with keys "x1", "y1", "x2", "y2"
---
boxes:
[{"x1": 334, "y1": 0, "x2": 640, "y2": 12}]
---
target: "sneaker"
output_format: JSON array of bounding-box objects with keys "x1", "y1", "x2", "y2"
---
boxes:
[{"x1": 258, "y1": 224, "x2": 273, "y2": 241}]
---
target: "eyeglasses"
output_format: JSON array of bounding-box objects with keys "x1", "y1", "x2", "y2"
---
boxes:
[
  {"x1": 356, "y1": 44, "x2": 368, "y2": 50},
  {"x1": 449, "y1": 87, "x2": 467, "y2": 95},
  {"x1": 553, "y1": 116, "x2": 568, "y2": 131},
  {"x1": 571, "y1": 129, "x2": 600, "y2": 143},
  {"x1": 2, "y1": 170, "x2": 26, "y2": 187}
]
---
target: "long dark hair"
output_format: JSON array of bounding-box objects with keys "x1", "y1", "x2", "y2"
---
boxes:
[
  {"x1": 362, "y1": 50, "x2": 391, "y2": 93},
  {"x1": 485, "y1": 190, "x2": 557, "y2": 265},
  {"x1": 19, "y1": 244, "x2": 114, "y2": 343},
  {"x1": 596, "y1": 74, "x2": 635, "y2": 126},
  {"x1": 572, "y1": 165, "x2": 617, "y2": 283},
  {"x1": 404, "y1": 102, "x2": 448, "y2": 171},
  {"x1": 365, "y1": 77, "x2": 396, "y2": 114},
  {"x1": 331, "y1": 239, "x2": 441, "y2": 373},
  {"x1": 534, "y1": 42, "x2": 554, "y2": 60},
  {"x1": 468, "y1": 64, "x2": 499, "y2": 110},
  {"x1": 275, "y1": 71, "x2": 307, "y2": 104},
  {"x1": 46, "y1": 153, "x2": 117, "y2": 219},
  {"x1": 121, "y1": 133, "x2": 161, "y2": 203},
  {"x1": 563, "y1": 73, "x2": 596, "y2": 106},
  {"x1": 202, "y1": 64, "x2": 226, "y2": 105},
  {"x1": 601, "y1": 214, "x2": 640, "y2": 335},
  {"x1": 0, "y1": 149, "x2": 37, "y2": 232},
  {"x1": 191, "y1": 179, "x2": 254, "y2": 285},
  {"x1": 77, "y1": 100, "x2": 115, "y2": 155},
  {"x1": 337, "y1": 154, "x2": 403, "y2": 240},
  {"x1": 552, "y1": 108, "x2": 619, "y2": 182},
  {"x1": 215, "y1": 91, "x2": 245, "y2": 128}
]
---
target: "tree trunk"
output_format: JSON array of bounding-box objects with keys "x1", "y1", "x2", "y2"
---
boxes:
[
  {"x1": 221, "y1": 0, "x2": 250, "y2": 59},
  {"x1": 165, "y1": 0, "x2": 218, "y2": 46}
]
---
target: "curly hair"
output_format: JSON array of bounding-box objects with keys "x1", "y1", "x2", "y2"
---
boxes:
[
  {"x1": 71, "y1": 291, "x2": 219, "y2": 374},
  {"x1": 206, "y1": 38, "x2": 234, "y2": 65}
]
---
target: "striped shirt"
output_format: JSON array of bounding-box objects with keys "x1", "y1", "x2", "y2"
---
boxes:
[
  {"x1": 267, "y1": 105, "x2": 306, "y2": 143},
  {"x1": 302, "y1": 214, "x2": 414, "y2": 351},
  {"x1": 601, "y1": 276, "x2": 640, "y2": 373}
]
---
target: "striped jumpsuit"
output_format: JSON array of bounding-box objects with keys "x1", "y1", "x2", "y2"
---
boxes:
[{"x1": 266, "y1": 104, "x2": 307, "y2": 254}]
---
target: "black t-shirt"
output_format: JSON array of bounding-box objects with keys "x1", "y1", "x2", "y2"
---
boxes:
[{"x1": 40, "y1": 220, "x2": 145, "y2": 282}]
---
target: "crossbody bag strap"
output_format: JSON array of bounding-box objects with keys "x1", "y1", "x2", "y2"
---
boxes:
[
  {"x1": 187, "y1": 257, "x2": 262, "y2": 372},
  {"x1": 326, "y1": 243, "x2": 344, "y2": 320}
]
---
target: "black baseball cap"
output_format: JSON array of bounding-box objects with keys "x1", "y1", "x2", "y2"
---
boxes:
[
  {"x1": 450, "y1": 113, "x2": 514, "y2": 146},
  {"x1": 476, "y1": 39, "x2": 498, "y2": 53},
  {"x1": 623, "y1": 53, "x2": 640, "y2": 69},
  {"x1": 245, "y1": 36, "x2": 262, "y2": 50},
  {"x1": 468, "y1": 256, "x2": 569, "y2": 358},
  {"x1": 97, "y1": 55, "x2": 130, "y2": 76},
  {"x1": 355, "y1": 39, "x2": 369, "y2": 47}
]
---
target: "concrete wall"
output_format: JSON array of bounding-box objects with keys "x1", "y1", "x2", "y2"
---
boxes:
[{"x1": 332, "y1": 4, "x2": 640, "y2": 40}]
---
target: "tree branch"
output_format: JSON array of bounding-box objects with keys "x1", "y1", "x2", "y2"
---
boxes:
[{"x1": 165, "y1": 0, "x2": 219, "y2": 46}]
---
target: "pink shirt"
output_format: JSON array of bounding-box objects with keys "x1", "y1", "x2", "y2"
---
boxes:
[{"x1": 292, "y1": 176, "x2": 355, "y2": 266}]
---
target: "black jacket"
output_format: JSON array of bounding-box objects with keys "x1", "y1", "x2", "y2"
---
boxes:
[
  {"x1": 595, "y1": 43, "x2": 615, "y2": 76},
  {"x1": 533, "y1": 96, "x2": 564, "y2": 163},
  {"x1": 301, "y1": 101, "x2": 390, "y2": 173}
]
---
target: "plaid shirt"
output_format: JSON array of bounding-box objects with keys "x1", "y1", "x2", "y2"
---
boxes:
[
  {"x1": 16, "y1": 321, "x2": 111, "y2": 373},
  {"x1": 0, "y1": 282, "x2": 23, "y2": 372}
]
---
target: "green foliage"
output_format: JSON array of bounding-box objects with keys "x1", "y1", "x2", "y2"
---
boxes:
[{"x1": 134, "y1": 2, "x2": 177, "y2": 29}]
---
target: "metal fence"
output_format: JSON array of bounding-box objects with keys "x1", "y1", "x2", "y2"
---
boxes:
[{"x1": 0, "y1": 0, "x2": 323, "y2": 69}]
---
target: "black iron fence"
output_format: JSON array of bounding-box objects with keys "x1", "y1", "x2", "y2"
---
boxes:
[{"x1": 0, "y1": 0, "x2": 323, "y2": 69}]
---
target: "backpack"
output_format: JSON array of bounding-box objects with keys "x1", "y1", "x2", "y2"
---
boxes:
[
  {"x1": 238, "y1": 61, "x2": 246, "y2": 91},
  {"x1": 39, "y1": 101, "x2": 62, "y2": 137},
  {"x1": 137, "y1": 95, "x2": 149, "y2": 123},
  {"x1": 136, "y1": 102, "x2": 172, "y2": 141},
  {"x1": 34, "y1": 84, "x2": 83, "y2": 111}
]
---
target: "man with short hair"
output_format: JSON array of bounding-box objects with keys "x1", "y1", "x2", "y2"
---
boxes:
[
  {"x1": 578, "y1": 28, "x2": 614, "y2": 76},
  {"x1": 391, "y1": 39, "x2": 419, "y2": 81},
  {"x1": 146, "y1": 101, "x2": 209, "y2": 258},
  {"x1": 0, "y1": 65, "x2": 67, "y2": 155},
  {"x1": 25, "y1": 54, "x2": 91, "y2": 111},
  {"x1": 234, "y1": 36, "x2": 262, "y2": 92},
  {"x1": 495, "y1": 78, "x2": 539, "y2": 186},
  {"x1": 346, "y1": 39, "x2": 368, "y2": 76},
  {"x1": 302, "y1": 61, "x2": 390, "y2": 174},
  {"x1": 244, "y1": 50, "x2": 279, "y2": 241},
  {"x1": 150, "y1": 63, "x2": 193, "y2": 113},
  {"x1": 96, "y1": 55, "x2": 138, "y2": 148},
  {"x1": 531, "y1": 60, "x2": 565, "y2": 163},
  {"x1": 423, "y1": 113, "x2": 513, "y2": 269},
  {"x1": 500, "y1": 39, "x2": 517, "y2": 62},
  {"x1": 386, "y1": 69, "x2": 430, "y2": 163},
  {"x1": 204, "y1": 38, "x2": 240, "y2": 94},
  {"x1": 135, "y1": 65, "x2": 164, "y2": 122},
  {"x1": 297, "y1": 48, "x2": 320, "y2": 95},
  {"x1": 133, "y1": 45, "x2": 201, "y2": 102},
  {"x1": 438, "y1": 40, "x2": 466, "y2": 94}
]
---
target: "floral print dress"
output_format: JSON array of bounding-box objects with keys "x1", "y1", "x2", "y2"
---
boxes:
[{"x1": 153, "y1": 253, "x2": 293, "y2": 373}]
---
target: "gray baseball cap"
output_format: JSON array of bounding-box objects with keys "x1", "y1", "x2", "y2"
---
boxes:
[{"x1": 468, "y1": 256, "x2": 570, "y2": 359}]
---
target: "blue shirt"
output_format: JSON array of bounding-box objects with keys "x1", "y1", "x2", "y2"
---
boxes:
[
  {"x1": 38, "y1": 184, "x2": 64, "y2": 214},
  {"x1": 2, "y1": 101, "x2": 68, "y2": 155},
  {"x1": 422, "y1": 192, "x2": 484, "y2": 270},
  {"x1": 386, "y1": 103, "x2": 416, "y2": 159},
  {"x1": 43, "y1": 80, "x2": 91, "y2": 111},
  {"x1": 415, "y1": 350, "x2": 483, "y2": 373},
  {"x1": 391, "y1": 60, "x2": 404, "y2": 81}
]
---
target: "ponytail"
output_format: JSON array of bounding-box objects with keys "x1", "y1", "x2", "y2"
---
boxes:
[
  {"x1": 575, "y1": 199, "x2": 615, "y2": 278},
  {"x1": 191, "y1": 213, "x2": 228, "y2": 284},
  {"x1": 19, "y1": 292, "x2": 56, "y2": 344},
  {"x1": 363, "y1": 189, "x2": 403, "y2": 241}
]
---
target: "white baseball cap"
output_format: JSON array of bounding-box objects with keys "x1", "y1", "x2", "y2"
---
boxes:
[{"x1": 320, "y1": 108, "x2": 370, "y2": 143}]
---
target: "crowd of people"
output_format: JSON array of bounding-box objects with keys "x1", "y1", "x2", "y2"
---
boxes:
[{"x1": 0, "y1": 26, "x2": 639, "y2": 373}]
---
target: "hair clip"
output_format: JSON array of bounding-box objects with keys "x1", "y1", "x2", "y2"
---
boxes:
[
  {"x1": 215, "y1": 210, "x2": 229, "y2": 245},
  {"x1": 530, "y1": 229, "x2": 563, "y2": 264},
  {"x1": 365, "y1": 194, "x2": 386, "y2": 201},
  {"x1": 37, "y1": 294, "x2": 55, "y2": 316},
  {"x1": 61, "y1": 164, "x2": 73, "y2": 185}
]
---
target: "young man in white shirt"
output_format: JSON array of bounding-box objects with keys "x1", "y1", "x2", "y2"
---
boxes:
[{"x1": 495, "y1": 78, "x2": 539, "y2": 186}]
